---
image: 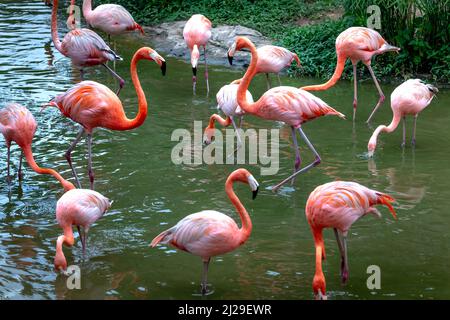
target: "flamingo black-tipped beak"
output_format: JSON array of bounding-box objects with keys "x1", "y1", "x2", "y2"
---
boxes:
[
  {"x1": 161, "y1": 61, "x2": 166, "y2": 76},
  {"x1": 252, "y1": 187, "x2": 259, "y2": 200},
  {"x1": 192, "y1": 67, "x2": 197, "y2": 76},
  {"x1": 228, "y1": 54, "x2": 233, "y2": 66}
]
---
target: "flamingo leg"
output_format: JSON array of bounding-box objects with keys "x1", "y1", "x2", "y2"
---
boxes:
[
  {"x1": 272, "y1": 127, "x2": 321, "y2": 192},
  {"x1": 80, "y1": 68, "x2": 85, "y2": 81},
  {"x1": 352, "y1": 63, "x2": 358, "y2": 121},
  {"x1": 225, "y1": 116, "x2": 243, "y2": 159},
  {"x1": 102, "y1": 63, "x2": 125, "y2": 96},
  {"x1": 290, "y1": 126, "x2": 301, "y2": 186},
  {"x1": 77, "y1": 225, "x2": 85, "y2": 254},
  {"x1": 334, "y1": 228, "x2": 349, "y2": 284},
  {"x1": 201, "y1": 257, "x2": 211, "y2": 295},
  {"x1": 6, "y1": 144, "x2": 11, "y2": 183},
  {"x1": 277, "y1": 73, "x2": 282, "y2": 86},
  {"x1": 411, "y1": 114, "x2": 418, "y2": 146},
  {"x1": 342, "y1": 235, "x2": 349, "y2": 284},
  {"x1": 401, "y1": 116, "x2": 406, "y2": 148},
  {"x1": 87, "y1": 133, "x2": 95, "y2": 190},
  {"x1": 366, "y1": 65, "x2": 385, "y2": 123},
  {"x1": 204, "y1": 46, "x2": 209, "y2": 94},
  {"x1": 18, "y1": 151, "x2": 23, "y2": 181},
  {"x1": 65, "y1": 127, "x2": 85, "y2": 189},
  {"x1": 265, "y1": 73, "x2": 271, "y2": 90}
]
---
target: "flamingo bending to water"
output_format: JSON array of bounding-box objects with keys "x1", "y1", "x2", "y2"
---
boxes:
[
  {"x1": 82, "y1": 0, "x2": 144, "y2": 38},
  {"x1": 228, "y1": 36, "x2": 345, "y2": 192},
  {"x1": 51, "y1": 0, "x2": 125, "y2": 95},
  {"x1": 229, "y1": 45, "x2": 300, "y2": 89},
  {"x1": 306, "y1": 181, "x2": 397, "y2": 300},
  {"x1": 183, "y1": 14, "x2": 212, "y2": 94},
  {"x1": 54, "y1": 188, "x2": 112, "y2": 271},
  {"x1": 44, "y1": 47, "x2": 166, "y2": 190},
  {"x1": 151, "y1": 168, "x2": 259, "y2": 295},
  {"x1": 368, "y1": 79, "x2": 438, "y2": 157},
  {"x1": 0, "y1": 103, "x2": 75, "y2": 191},
  {"x1": 301, "y1": 27, "x2": 400, "y2": 122}
]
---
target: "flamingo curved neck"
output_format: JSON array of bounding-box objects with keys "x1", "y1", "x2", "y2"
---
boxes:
[
  {"x1": 208, "y1": 114, "x2": 231, "y2": 129},
  {"x1": 22, "y1": 144, "x2": 75, "y2": 191},
  {"x1": 51, "y1": 0, "x2": 63, "y2": 53},
  {"x1": 369, "y1": 112, "x2": 402, "y2": 149},
  {"x1": 301, "y1": 55, "x2": 346, "y2": 91},
  {"x1": 313, "y1": 229, "x2": 326, "y2": 294},
  {"x1": 236, "y1": 40, "x2": 259, "y2": 114},
  {"x1": 225, "y1": 179, "x2": 252, "y2": 243},
  {"x1": 82, "y1": 0, "x2": 93, "y2": 20},
  {"x1": 120, "y1": 52, "x2": 148, "y2": 130}
]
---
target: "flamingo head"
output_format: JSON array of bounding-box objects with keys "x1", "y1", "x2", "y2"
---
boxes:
[
  {"x1": 377, "y1": 43, "x2": 400, "y2": 55},
  {"x1": 191, "y1": 45, "x2": 200, "y2": 79},
  {"x1": 203, "y1": 126, "x2": 216, "y2": 145},
  {"x1": 66, "y1": 6, "x2": 80, "y2": 30},
  {"x1": 227, "y1": 36, "x2": 252, "y2": 65},
  {"x1": 138, "y1": 47, "x2": 166, "y2": 76},
  {"x1": 228, "y1": 168, "x2": 260, "y2": 200},
  {"x1": 313, "y1": 273, "x2": 327, "y2": 300},
  {"x1": 367, "y1": 140, "x2": 377, "y2": 158},
  {"x1": 54, "y1": 236, "x2": 67, "y2": 272}
]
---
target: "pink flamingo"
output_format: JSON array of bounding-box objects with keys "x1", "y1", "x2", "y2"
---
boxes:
[
  {"x1": 54, "y1": 188, "x2": 112, "y2": 271},
  {"x1": 368, "y1": 79, "x2": 438, "y2": 157},
  {"x1": 301, "y1": 27, "x2": 400, "y2": 122},
  {"x1": 306, "y1": 181, "x2": 397, "y2": 300},
  {"x1": 229, "y1": 45, "x2": 301, "y2": 89},
  {"x1": 203, "y1": 81, "x2": 254, "y2": 146},
  {"x1": 0, "y1": 103, "x2": 75, "y2": 191},
  {"x1": 228, "y1": 36, "x2": 345, "y2": 192},
  {"x1": 51, "y1": 0, "x2": 125, "y2": 95},
  {"x1": 183, "y1": 14, "x2": 212, "y2": 93},
  {"x1": 43, "y1": 47, "x2": 166, "y2": 190},
  {"x1": 82, "y1": 0, "x2": 144, "y2": 39},
  {"x1": 150, "y1": 168, "x2": 259, "y2": 295}
]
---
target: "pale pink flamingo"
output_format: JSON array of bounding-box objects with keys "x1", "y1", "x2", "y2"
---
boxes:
[
  {"x1": 82, "y1": 0, "x2": 144, "y2": 40},
  {"x1": 43, "y1": 47, "x2": 166, "y2": 190},
  {"x1": 306, "y1": 181, "x2": 397, "y2": 300},
  {"x1": 150, "y1": 168, "x2": 259, "y2": 295},
  {"x1": 51, "y1": 0, "x2": 125, "y2": 95},
  {"x1": 229, "y1": 45, "x2": 300, "y2": 89},
  {"x1": 54, "y1": 188, "x2": 112, "y2": 271},
  {"x1": 0, "y1": 103, "x2": 75, "y2": 191},
  {"x1": 183, "y1": 14, "x2": 212, "y2": 93},
  {"x1": 301, "y1": 27, "x2": 400, "y2": 122},
  {"x1": 228, "y1": 36, "x2": 345, "y2": 192},
  {"x1": 368, "y1": 79, "x2": 438, "y2": 157},
  {"x1": 203, "y1": 81, "x2": 254, "y2": 147}
]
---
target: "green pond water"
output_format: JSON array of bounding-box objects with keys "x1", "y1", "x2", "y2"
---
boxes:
[{"x1": 0, "y1": 0, "x2": 449, "y2": 300}]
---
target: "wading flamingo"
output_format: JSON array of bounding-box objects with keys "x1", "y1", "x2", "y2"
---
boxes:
[
  {"x1": 229, "y1": 45, "x2": 300, "y2": 89},
  {"x1": 0, "y1": 103, "x2": 75, "y2": 191},
  {"x1": 203, "y1": 81, "x2": 254, "y2": 147},
  {"x1": 183, "y1": 14, "x2": 212, "y2": 94},
  {"x1": 228, "y1": 36, "x2": 345, "y2": 192},
  {"x1": 43, "y1": 47, "x2": 166, "y2": 190},
  {"x1": 368, "y1": 79, "x2": 438, "y2": 157},
  {"x1": 82, "y1": 0, "x2": 144, "y2": 40},
  {"x1": 151, "y1": 168, "x2": 259, "y2": 295},
  {"x1": 51, "y1": 0, "x2": 125, "y2": 95},
  {"x1": 301, "y1": 27, "x2": 400, "y2": 122},
  {"x1": 54, "y1": 188, "x2": 112, "y2": 271},
  {"x1": 306, "y1": 181, "x2": 397, "y2": 300}
]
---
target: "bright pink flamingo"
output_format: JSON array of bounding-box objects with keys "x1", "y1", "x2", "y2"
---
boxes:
[
  {"x1": 43, "y1": 47, "x2": 166, "y2": 190},
  {"x1": 0, "y1": 103, "x2": 75, "y2": 191},
  {"x1": 228, "y1": 36, "x2": 345, "y2": 192},
  {"x1": 183, "y1": 14, "x2": 212, "y2": 93},
  {"x1": 301, "y1": 27, "x2": 400, "y2": 122},
  {"x1": 368, "y1": 79, "x2": 438, "y2": 157},
  {"x1": 229, "y1": 45, "x2": 300, "y2": 89},
  {"x1": 54, "y1": 188, "x2": 112, "y2": 271},
  {"x1": 82, "y1": 0, "x2": 144, "y2": 39},
  {"x1": 150, "y1": 168, "x2": 259, "y2": 295},
  {"x1": 51, "y1": 0, "x2": 125, "y2": 95},
  {"x1": 203, "y1": 81, "x2": 254, "y2": 146},
  {"x1": 306, "y1": 181, "x2": 397, "y2": 300}
]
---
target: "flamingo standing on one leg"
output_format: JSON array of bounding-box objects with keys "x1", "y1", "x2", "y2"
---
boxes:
[
  {"x1": 368, "y1": 79, "x2": 438, "y2": 157},
  {"x1": 203, "y1": 82, "x2": 254, "y2": 147},
  {"x1": 54, "y1": 188, "x2": 112, "y2": 271},
  {"x1": 0, "y1": 103, "x2": 75, "y2": 191},
  {"x1": 183, "y1": 14, "x2": 212, "y2": 94},
  {"x1": 51, "y1": 0, "x2": 125, "y2": 95},
  {"x1": 227, "y1": 36, "x2": 345, "y2": 192},
  {"x1": 82, "y1": 0, "x2": 144, "y2": 40},
  {"x1": 229, "y1": 45, "x2": 301, "y2": 89},
  {"x1": 43, "y1": 47, "x2": 166, "y2": 190},
  {"x1": 150, "y1": 168, "x2": 259, "y2": 295},
  {"x1": 306, "y1": 181, "x2": 397, "y2": 300},
  {"x1": 301, "y1": 27, "x2": 400, "y2": 122}
]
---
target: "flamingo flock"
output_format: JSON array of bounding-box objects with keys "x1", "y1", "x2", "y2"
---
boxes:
[{"x1": 0, "y1": 1, "x2": 440, "y2": 300}]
